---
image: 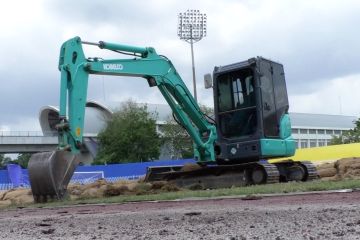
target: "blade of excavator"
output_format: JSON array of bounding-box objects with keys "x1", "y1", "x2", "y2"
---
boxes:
[{"x1": 28, "y1": 150, "x2": 79, "y2": 203}]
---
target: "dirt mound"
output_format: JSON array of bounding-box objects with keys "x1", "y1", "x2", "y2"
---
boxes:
[
  {"x1": 181, "y1": 163, "x2": 202, "y2": 172},
  {"x1": 317, "y1": 157, "x2": 360, "y2": 180},
  {"x1": 67, "y1": 184, "x2": 83, "y2": 196},
  {"x1": 0, "y1": 199, "x2": 12, "y2": 208},
  {"x1": 0, "y1": 177, "x2": 186, "y2": 207},
  {"x1": 0, "y1": 188, "x2": 33, "y2": 206},
  {"x1": 335, "y1": 158, "x2": 360, "y2": 177},
  {"x1": 160, "y1": 183, "x2": 180, "y2": 192},
  {"x1": 68, "y1": 179, "x2": 131, "y2": 199},
  {"x1": 69, "y1": 179, "x2": 182, "y2": 198},
  {"x1": 81, "y1": 185, "x2": 108, "y2": 198},
  {"x1": 317, "y1": 168, "x2": 338, "y2": 178},
  {"x1": 113, "y1": 180, "x2": 139, "y2": 191},
  {"x1": 104, "y1": 185, "x2": 129, "y2": 197}
]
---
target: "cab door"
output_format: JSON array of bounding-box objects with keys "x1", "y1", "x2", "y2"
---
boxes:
[{"x1": 259, "y1": 60, "x2": 278, "y2": 137}]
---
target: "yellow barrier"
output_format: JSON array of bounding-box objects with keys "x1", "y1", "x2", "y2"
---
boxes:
[{"x1": 270, "y1": 143, "x2": 360, "y2": 164}]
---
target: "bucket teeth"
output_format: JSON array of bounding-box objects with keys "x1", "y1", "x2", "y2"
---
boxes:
[{"x1": 28, "y1": 150, "x2": 78, "y2": 202}]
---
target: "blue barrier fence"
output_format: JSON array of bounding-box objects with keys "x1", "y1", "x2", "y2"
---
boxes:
[{"x1": 0, "y1": 159, "x2": 196, "y2": 190}]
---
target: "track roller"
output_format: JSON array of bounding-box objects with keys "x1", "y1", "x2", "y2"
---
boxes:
[
  {"x1": 300, "y1": 161, "x2": 318, "y2": 181},
  {"x1": 246, "y1": 162, "x2": 280, "y2": 185},
  {"x1": 274, "y1": 160, "x2": 318, "y2": 182}
]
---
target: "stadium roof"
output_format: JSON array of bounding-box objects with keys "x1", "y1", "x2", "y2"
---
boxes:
[{"x1": 289, "y1": 112, "x2": 356, "y2": 130}]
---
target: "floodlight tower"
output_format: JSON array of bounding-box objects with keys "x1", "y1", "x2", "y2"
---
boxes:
[{"x1": 178, "y1": 9, "x2": 207, "y2": 102}]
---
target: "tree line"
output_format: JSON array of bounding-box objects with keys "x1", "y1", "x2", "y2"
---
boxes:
[
  {"x1": 330, "y1": 119, "x2": 360, "y2": 145},
  {"x1": 0, "y1": 153, "x2": 31, "y2": 169}
]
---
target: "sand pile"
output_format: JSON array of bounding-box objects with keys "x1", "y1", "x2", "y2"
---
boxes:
[{"x1": 317, "y1": 157, "x2": 360, "y2": 180}]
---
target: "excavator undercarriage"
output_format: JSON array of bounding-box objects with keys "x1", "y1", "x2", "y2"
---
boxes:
[{"x1": 145, "y1": 160, "x2": 318, "y2": 189}]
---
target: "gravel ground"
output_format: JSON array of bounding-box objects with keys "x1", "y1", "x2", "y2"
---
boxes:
[{"x1": 1, "y1": 191, "x2": 360, "y2": 240}]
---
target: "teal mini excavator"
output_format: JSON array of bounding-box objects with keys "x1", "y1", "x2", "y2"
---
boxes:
[{"x1": 28, "y1": 37, "x2": 317, "y2": 202}]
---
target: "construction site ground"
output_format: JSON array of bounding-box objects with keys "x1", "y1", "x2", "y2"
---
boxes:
[
  {"x1": 2, "y1": 157, "x2": 360, "y2": 208},
  {"x1": 1, "y1": 158, "x2": 360, "y2": 239},
  {"x1": 0, "y1": 190, "x2": 359, "y2": 239}
]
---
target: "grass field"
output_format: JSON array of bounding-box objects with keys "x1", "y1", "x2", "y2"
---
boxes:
[{"x1": 19, "y1": 178, "x2": 360, "y2": 209}]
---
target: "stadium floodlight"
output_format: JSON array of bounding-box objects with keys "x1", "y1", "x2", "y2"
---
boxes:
[{"x1": 178, "y1": 9, "x2": 207, "y2": 102}]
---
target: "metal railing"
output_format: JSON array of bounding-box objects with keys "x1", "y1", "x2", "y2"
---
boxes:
[
  {"x1": 0, "y1": 131, "x2": 98, "y2": 137},
  {"x1": 0, "y1": 131, "x2": 55, "y2": 137}
]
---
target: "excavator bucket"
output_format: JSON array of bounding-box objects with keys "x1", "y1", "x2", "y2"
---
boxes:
[{"x1": 28, "y1": 150, "x2": 79, "y2": 202}]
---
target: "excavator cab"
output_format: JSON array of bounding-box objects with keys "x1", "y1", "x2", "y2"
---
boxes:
[{"x1": 212, "y1": 57, "x2": 295, "y2": 164}]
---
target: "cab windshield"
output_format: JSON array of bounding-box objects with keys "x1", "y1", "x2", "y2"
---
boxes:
[{"x1": 217, "y1": 69, "x2": 257, "y2": 138}]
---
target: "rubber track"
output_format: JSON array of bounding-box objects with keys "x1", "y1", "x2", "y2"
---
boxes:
[
  {"x1": 300, "y1": 161, "x2": 318, "y2": 181},
  {"x1": 257, "y1": 162, "x2": 280, "y2": 184}
]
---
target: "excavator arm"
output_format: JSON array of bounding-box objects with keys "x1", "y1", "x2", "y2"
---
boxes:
[
  {"x1": 58, "y1": 36, "x2": 216, "y2": 161},
  {"x1": 28, "y1": 36, "x2": 217, "y2": 201}
]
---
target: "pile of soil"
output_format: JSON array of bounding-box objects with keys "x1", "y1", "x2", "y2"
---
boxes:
[
  {"x1": 67, "y1": 179, "x2": 180, "y2": 200},
  {"x1": 317, "y1": 157, "x2": 360, "y2": 181},
  {"x1": 0, "y1": 179, "x2": 180, "y2": 208},
  {"x1": 0, "y1": 188, "x2": 33, "y2": 207},
  {"x1": 180, "y1": 163, "x2": 202, "y2": 172}
]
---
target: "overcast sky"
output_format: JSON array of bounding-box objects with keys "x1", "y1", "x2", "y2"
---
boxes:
[{"x1": 0, "y1": 0, "x2": 359, "y2": 131}]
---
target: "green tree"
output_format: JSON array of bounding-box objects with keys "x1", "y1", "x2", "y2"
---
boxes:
[
  {"x1": 330, "y1": 119, "x2": 360, "y2": 145},
  {"x1": 161, "y1": 104, "x2": 214, "y2": 159},
  {"x1": 15, "y1": 153, "x2": 32, "y2": 168},
  {"x1": 0, "y1": 154, "x2": 12, "y2": 169},
  {"x1": 161, "y1": 118, "x2": 194, "y2": 159},
  {"x1": 330, "y1": 135, "x2": 343, "y2": 145},
  {"x1": 95, "y1": 100, "x2": 161, "y2": 164}
]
